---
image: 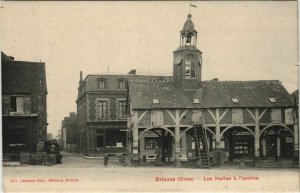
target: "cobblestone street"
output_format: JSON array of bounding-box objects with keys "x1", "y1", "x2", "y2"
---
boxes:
[{"x1": 2, "y1": 153, "x2": 299, "y2": 193}]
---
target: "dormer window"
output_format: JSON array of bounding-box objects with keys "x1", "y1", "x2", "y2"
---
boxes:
[
  {"x1": 119, "y1": 81, "x2": 125, "y2": 89},
  {"x1": 97, "y1": 78, "x2": 106, "y2": 89},
  {"x1": 269, "y1": 98, "x2": 277, "y2": 103},
  {"x1": 193, "y1": 99, "x2": 200, "y2": 104},
  {"x1": 118, "y1": 78, "x2": 126, "y2": 89},
  {"x1": 232, "y1": 98, "x2": 239, "y2": 103},
  {"x1": 152, "y1": 99, "x2": 159, "y2": 104}
]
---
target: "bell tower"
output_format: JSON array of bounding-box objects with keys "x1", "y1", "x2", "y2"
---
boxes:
[{"x1": 173, "y1": 13, "x2": 202, "y2": 89}]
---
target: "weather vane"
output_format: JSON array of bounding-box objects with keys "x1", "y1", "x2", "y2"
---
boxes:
[{"x1": 189, "y1": 2, "x2": 197, "y2": 14}]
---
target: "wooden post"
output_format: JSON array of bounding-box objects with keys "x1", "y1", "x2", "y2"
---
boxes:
[
  {"x1": 276, "y1": 136, "x2": 281, "y2": 162},
  {"x1": 215, "y1": 109, "x2": 221, "y2": 149},
  {"x1": 254, "y1": 108, "x2": 260, "y2": 164},
  {"x1": 161, "y1": 129, "x2": 166, "y2": 162},
  {"x1": 262, "y1": 138, "x2": 267, "y2": 158},
  {"x1": 131, "y1": 111, "x2": 139, "y2": 166},
  {"x1": 293, "y1": 123, "x2": 299, "y2": 161},
  {"x1": 175, "y1": 110, "x2": 181, "y2": 167}
]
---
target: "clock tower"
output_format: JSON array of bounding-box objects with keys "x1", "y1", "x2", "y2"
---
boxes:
[{"x1": 173, "y1": 13, "x2": 202, "y2": 89}]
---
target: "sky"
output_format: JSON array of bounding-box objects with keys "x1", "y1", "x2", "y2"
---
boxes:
[{"x1": 0, "y1": 1, "x2": 298, "y2": 136}]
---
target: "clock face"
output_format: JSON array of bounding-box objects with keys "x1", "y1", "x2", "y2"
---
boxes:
[{"x1": 174, "y1": 55, "x2": 182, "y2": 65}]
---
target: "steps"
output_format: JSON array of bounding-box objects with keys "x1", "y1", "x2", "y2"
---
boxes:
[{"x1": 194, "y1": 124, "x2": 210, "y2": 169}]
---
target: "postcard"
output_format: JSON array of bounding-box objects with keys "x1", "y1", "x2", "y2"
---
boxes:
[{"x1": 1, "y1": 1, "x2": 299, "y2": 193}]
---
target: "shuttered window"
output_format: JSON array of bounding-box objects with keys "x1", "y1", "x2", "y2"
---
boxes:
[
  {"x1": 271, "y1": 108, "x2": 282, "y2": 123},
  {"x1": 192, "y1": 110, "x2": 202, "y2": 124},
  {"x1": 285, "y1": 108, "x2": 294, "y2": 124},
  {"x1": 151, "y1": 110, "x2": 163, "y2": 126},
  {"x1": 10, "y1": 96, "x2": 24, "y2": 113},
  {"x1": 232, "y1": 108, "x2": 243, "y2": 124}
]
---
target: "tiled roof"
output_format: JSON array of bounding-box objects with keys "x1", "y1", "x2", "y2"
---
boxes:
[
  {"x1": 198, "y1": 80, "x2": 294, "y2": 108},
  {"x1": 2, "y1": 60, "x2": 47, "y2": 94},
  {"x1": 84, "y1": 74, "x2": 172, "y2": 92},
  {"x1": 128, "y1": 81, "x2": 200, "y2": 109},
  {"x1": 129, "y1": 80, "x2": 294, "y2": 109}
]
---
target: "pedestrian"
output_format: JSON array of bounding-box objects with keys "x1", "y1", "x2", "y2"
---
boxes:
[
  {"x1": 104, "y1": 155, "x2": 109, "y2": 168},
  {"x1": 155, "y1": 148, "x2": 162, "y2": 166}
]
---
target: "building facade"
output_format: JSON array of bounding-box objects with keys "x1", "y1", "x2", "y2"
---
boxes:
[
  {"x1": 2, "y1": 52, "x2": 48, "y2": 155},
  {"x1": 61, "y1": 112, "x2": 78, "y2": 152},
  {"x1": 126, "y1": 14, "x2": 299, "y2": 166},
  {"x1": 76, "y1": 71, "x2": 171, "y2": 155}
]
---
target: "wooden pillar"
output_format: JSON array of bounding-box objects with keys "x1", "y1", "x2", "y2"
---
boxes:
[
  {"x1": 254, "y1": 108, "x2": 260, "y2": 164},
  {"x1": 86, "y1": 127, "x2": 90, "y2": 155},
  {"x1": 276, "y1": 136, "x2": 281, "y2": 161},
  {"x1": 215, "y1": 109, "x2": 221, "y2": 149},
  {"x1": 293, "y1": 123, "x2": 299, "y2": 161},
  {"x1": 181, "y1": 132, "x2": 187, "y2": 161},
  {"x1": 262, "y1": 138, "x2": 267, "y2": 158},
  {"x1": 161, "y1": 129, "x2": 166, "y2": 161},
  {"x1": 132, "y1": 111, "x2": 139, "y2": 157},
  {"x1": 175, "y1": 110, "x2": 181, "y2": 167}
]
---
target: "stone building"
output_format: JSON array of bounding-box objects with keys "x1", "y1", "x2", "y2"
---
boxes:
[
  {"x1": 126, "y1": 14, "x2": 298, "y2": 166},
  {"x1": 2, "y1": 52, "x2": 48, "y2": 156},
  {"x1": 76, "y1": 72, "x2": 171, "y2": 155},
  {"x1": 61, "y1": 112, "x2": 78, "y2": 152}
]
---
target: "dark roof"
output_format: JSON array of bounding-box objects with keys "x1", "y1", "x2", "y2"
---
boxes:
[
  {"x1": 129, "y1": 80, "x2": 294, "y2": 109},
  {"x1": 198, "y1": 80, "x2": 294, "y2": 108},
  {"x1": 1, "y1": 52, "x2": 14, "y2": 62},
  {"x1": 83, "y1": 74, "x2": 172, "y2": 92},
  {"x1": 2, "y1": 60, "x2": 47, "y2": 94},
  {"x1": 181, "y1": 14, "x2": 196, "y2": 34},
  {"x1": 129, "y1": 81, "x2": 200, "y2": 109}
]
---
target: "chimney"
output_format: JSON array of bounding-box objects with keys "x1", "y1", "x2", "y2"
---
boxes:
[{"x1": 80, "y1": 71, "x2": 83, "y2": 81}]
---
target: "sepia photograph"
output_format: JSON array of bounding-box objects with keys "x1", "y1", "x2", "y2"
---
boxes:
[{"x1": 0, "y1": 1, "x2": 299, "y2": 192}]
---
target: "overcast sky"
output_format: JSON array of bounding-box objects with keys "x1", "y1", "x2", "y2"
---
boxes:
[{"x1": 0, "y1": 1, "x2": 298, "y2": 136}]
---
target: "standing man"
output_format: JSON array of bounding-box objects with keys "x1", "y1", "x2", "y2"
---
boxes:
[{"x1": 104, "y1": 155, "x2": 109, "y2": 168}]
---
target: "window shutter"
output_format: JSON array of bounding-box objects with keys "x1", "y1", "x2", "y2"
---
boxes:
[
  {"x1": 271, "y1": 108, "x2": 282, "y2": 123},
  {"x1": 151, "y1": 110, "x2": 163, "y2": 126},
  {"x1": 2, "y1": 95, "x2": 9, "y2": 114},
  {"x1": 285, "y1": 108, "x2": 294, "y2": 124},
  {"x1": 24, "y1": 96, "x2": 31, "y2": 114},
  {"x1": 192, "y1": 110, "x2": 202, "y2": 124},
  {"x1": 232, "y1": 108, "x2": 243, "y2": 124},
  {"x1": 16, "y1": 97, "x2": 24, "y2": 112}
]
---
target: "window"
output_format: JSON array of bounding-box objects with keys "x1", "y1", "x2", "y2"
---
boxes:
[
  {"x1": 118, "y1": 101, "x2": 126, "y2": 118},
  {"x1": 99, "y1": 81, "x2": 105, "y2": 89},
  {"x1": 105, "y1": 130, "x2": 126, "y2": 147},
  {"x1": 285, "y1": 108, "x2": 294, "y2": 124},
  {"x1": 269, "y1": 98, "x2": 277, "y2": 103},
  {"x1": 119, "y1": 81, "x2": 125, "y2": 89},
  {"x1": 192, "y1": 110, "x2": 202, "y2": 124},
  {"x1": 232, "y1": 108, "x2": 243, "y2": 124},
  {"x1": 193, "y1": 99, "x2": 200, "y2": 104},
  {"x1": 10, "y1": 96, "x2": 24, "y2": 112},
  {"x1": 98, "y1": 101, "x2": 108, "y2": 118},
  {"x1": 145, "y1": 137, "x2": 160, "y2": 150},
  {"x1": 152, "y1": 99, "x2": 159, "y2": 104},
  {"x1": 97, "y1": 78, "x2": 106, "y2": 89},
  {"x1": 271, "y1": 108, "x2": 281, "y2": 123},
  {"x1": 232, "y1": 98, "x2": 239, "y2": 103},
  {"x1": 151, "y1": 110, "x2": 163, "y2": 126},
  {"x1": 97, "y1": 136, "x2": 104, "y2": 148},
  {"x1": 185, "y1": 55, "x2": 196, "y2": 79}
]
